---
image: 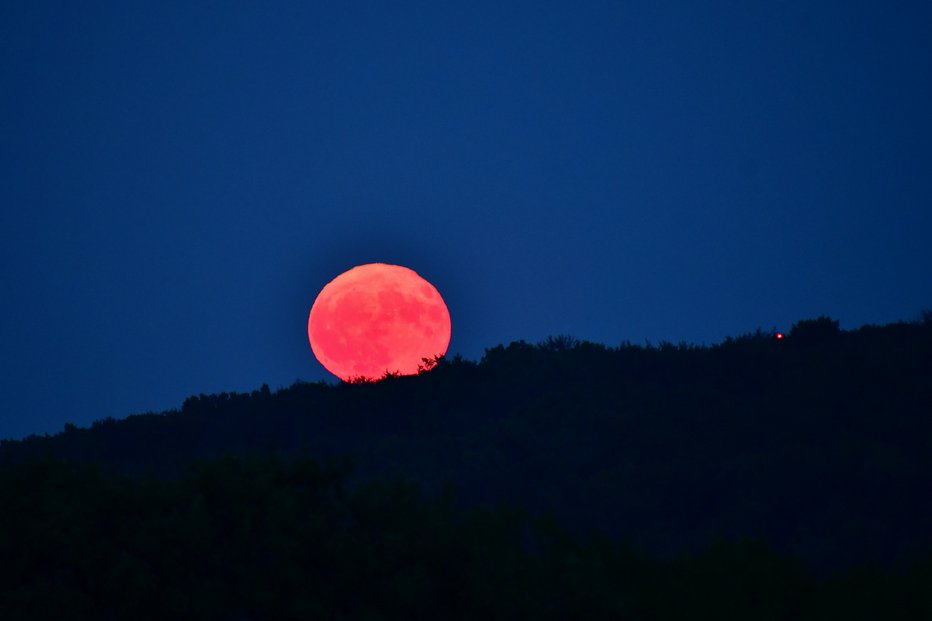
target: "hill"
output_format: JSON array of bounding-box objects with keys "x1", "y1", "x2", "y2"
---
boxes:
[{"x1": 2, "y1": 315, "x2": 931, "y2": 573}]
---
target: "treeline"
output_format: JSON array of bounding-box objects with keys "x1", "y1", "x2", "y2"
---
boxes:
[
  {"x1": 1, "y1": 453, "x2": 930, "y2": 620},
  {"x1": 2, "y1": 315, "x2": 931, "y2": 573}
]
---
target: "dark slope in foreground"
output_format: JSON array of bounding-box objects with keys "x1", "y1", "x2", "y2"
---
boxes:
[
  {"x1": 3, "y1": 316, "x2": 931, "y2": 570},
  {"x1": 4, "y1": 453, "x2": 931, "y2": 620}
]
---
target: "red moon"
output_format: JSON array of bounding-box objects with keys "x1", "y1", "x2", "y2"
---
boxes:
[{"x1": 307, "y1": 263, "x2": 452, "y2": 381}]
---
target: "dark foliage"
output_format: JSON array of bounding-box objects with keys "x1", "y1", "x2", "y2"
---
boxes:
[
  {"x1": 1, "y1": 454, "x2": 929, "y2": 619},
  {"x1": 1, "y1": 315, "x2": 931, "y2": 613}
]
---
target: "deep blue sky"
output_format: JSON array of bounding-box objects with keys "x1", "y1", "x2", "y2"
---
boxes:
[{"x1": 2, "y1": 1, "x2": 930, "y2": 439}]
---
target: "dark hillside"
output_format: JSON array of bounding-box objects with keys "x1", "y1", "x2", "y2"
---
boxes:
[
  {"x1": 3, "y1": 316, "x2": 931, "y2": 571},
  {"x1": 5, "y1": 454, "x2": 930, "y2": 620}
]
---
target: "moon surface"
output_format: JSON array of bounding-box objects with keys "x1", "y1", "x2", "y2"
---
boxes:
[{"x1": 308, "y1": 263, "x2": 452, "y2": 381}]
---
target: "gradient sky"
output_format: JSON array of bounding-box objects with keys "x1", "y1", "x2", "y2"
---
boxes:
[{"x1": 2, "y1": 1, "x2": 930, "y2": 439}]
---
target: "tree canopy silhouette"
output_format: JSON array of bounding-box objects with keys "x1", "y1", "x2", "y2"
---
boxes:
[{"x1": 1, "y1": 315, "x2": 931, "y2": 617}]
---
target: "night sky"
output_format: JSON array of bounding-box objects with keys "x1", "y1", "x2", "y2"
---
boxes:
[{"x1": 2, "y1": 1, "x2": 930, "y2": 439}]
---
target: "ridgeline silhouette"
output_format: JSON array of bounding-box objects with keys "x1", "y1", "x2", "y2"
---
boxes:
[{"x1": 1, "y1": 315, "x2": 930, "y2": 618}]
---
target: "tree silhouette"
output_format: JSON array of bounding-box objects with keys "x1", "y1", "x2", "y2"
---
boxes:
[{"x1": 1, "y1": 315, "x2": 931, "y2": 617}]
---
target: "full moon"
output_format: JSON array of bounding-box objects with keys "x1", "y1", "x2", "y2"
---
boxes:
[{"x1": 307, "y1": 263, "x2": 452, "y2": 381}]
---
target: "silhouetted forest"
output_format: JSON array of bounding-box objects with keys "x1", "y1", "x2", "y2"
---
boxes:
[{"x1": 2, "y1": 315, "x2": 931, "y2": 618}]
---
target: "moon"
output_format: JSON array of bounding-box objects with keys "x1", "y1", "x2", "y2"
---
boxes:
[{"x1": 307, "y1": 263, "x2": 452, "y2": 381}]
